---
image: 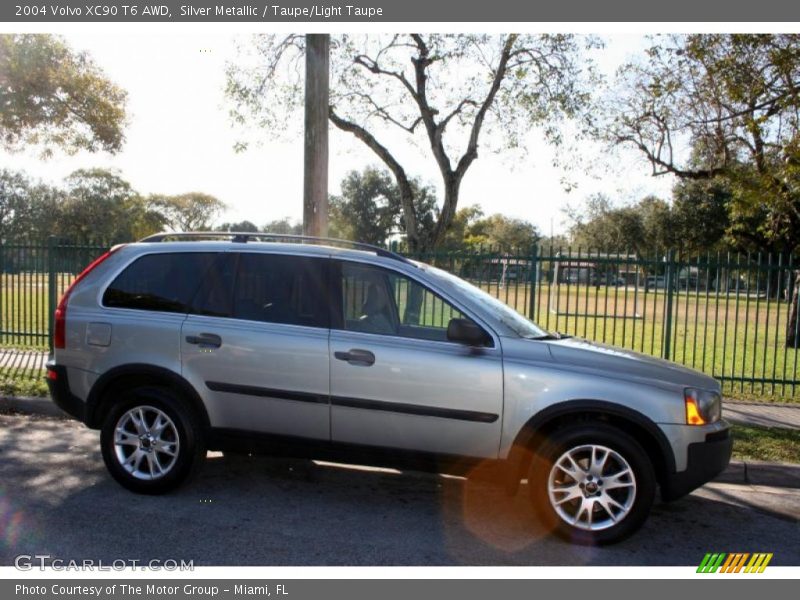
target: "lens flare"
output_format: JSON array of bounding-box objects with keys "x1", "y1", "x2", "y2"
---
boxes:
[
  {"x1": 439, "y1": 453, "x2": 554, "y2": 555},
  {"x1": 0, "y1": 485, "x2": 38, "y2": 551}
]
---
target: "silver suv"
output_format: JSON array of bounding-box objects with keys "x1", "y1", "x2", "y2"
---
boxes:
[{"x1": 47, "y1": 232, "x2": 732, "y2": 545}]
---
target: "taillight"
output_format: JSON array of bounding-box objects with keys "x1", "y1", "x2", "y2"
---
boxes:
[{"x1": 54, "y1": 247, "x2": 123, "y2": 349}]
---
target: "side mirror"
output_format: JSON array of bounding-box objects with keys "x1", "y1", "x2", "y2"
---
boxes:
[{"x1": 447, "y1": 318, "x2": 489, "y2": 346}]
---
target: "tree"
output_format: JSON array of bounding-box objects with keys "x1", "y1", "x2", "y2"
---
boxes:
[
  {"x1": 11, "y1": 180, "x2": 61, "y2": 240},
  {"x1": 227, "y1": 34, "x2": 597, "y2": 250},
  {"x1": 468, "y1": 213, "x2": 540, "y2": 249},
  {"x1": 608, "y1": 34, "x2": 800, "y2": 254},
  {"x1": 539, "y1": 233, "x2": 571, "y2": 249},
  {"x1": 671, "y1": 178, "x2": 732, "y2": 254},
  {"x1": 636, "y1": 195, "x2": 675, "y2": 251},
  {"x1": 263, "y1": 217, "x2": 303, "y2": 235},
  {"x1": 0, "y1": 34, "x2": 127, "y2": 156},
  {"x1": 0, "y1": 169, "x2": 32, "y2": 238},
  {"x1": 327, "y1": 166, "x2": 439, "y2": 248},
  {"x1": 2, "y1": 168, "x2": 157, "y2": 241},
  {"x1": 439, "y1": 205, "x2": 485, "y2": 250},
  {"x1": 216, "y1": 220, "x2": 260, "y2": 232},
  {"x1": 430, "y1": 205, "x2": 540, "y2": 250},
  {"x1": 566, "y1": 194, "x2": 684, "y2": 254},
  {"x1": 56, "y1": 169, "x2": 160, "y2": 242},
  {"x1": 329, "y1": 167, "x2": 398, "y2": 245},
  {"x1": 566, "y1": 194, "x2": 647, "y2": 253},
  {"x1": 149, "y1": 192, "x2": 226, "y2": 231}
]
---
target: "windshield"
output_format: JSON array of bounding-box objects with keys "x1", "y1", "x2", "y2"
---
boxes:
[{"x1": 423, "y1": 264, "x2": 550, "y2": 339}]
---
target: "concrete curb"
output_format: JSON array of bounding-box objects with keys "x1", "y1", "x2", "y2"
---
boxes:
[
  {"x1": 717, "y1": 460, "x2": 800, "y2": 489},
  {"x1": 2, "y1": 394, "x2": 799, "y2": 489}
]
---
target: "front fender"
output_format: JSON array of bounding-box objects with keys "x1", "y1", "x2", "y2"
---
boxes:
[{"x1": 501, "y1": 356, "x2": 686, "y2": 456}]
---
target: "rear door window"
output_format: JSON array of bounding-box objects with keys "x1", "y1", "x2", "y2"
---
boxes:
[
  {"x1": 224, "y1": 253, "x2": 329, "y2": 328},
  {"x1": 103, "y1": 253, "x2": 218, "y2": 313}
]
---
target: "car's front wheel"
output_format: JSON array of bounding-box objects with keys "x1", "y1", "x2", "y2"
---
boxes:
[
  {"x1": 100, "y1": 386, "x2": 205, "y2": 494},
  {"x1": 529, "y1": 423, "x2": 656, "y2": 545}
]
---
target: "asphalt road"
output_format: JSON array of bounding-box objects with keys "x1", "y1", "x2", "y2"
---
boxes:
[{"x1": 0, "y1": 414, "x2": 798, "y2": 566}]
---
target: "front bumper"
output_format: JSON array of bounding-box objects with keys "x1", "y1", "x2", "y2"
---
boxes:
[
  {"x1": 660, "y1": 427, "x2": 733, "y2": 501},
  {"x1": 45, "y1": 363, "x2": 87, "y2": 423}
]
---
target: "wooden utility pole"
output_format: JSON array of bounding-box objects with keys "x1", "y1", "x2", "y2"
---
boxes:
[{"x1": 303, "y1": 34, "x2": 329, "y2": 237}]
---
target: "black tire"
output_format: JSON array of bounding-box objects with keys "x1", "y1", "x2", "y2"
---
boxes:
[
  {"x1": 100, "y1": 386, "x2": 206, "y2": 495},
  {"x1": 528, "y1": 422, "x2": 656, "y2": 545}
]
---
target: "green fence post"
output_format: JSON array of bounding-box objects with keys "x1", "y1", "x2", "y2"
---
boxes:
[
  {"x1": 528, "y1": 245, "x2": 538, "y2": 321},
  {"x1": 663, "y1": 249, "x2": 675, "y2": 360},
  {"x1": 47, "y1": 236, "x2": 57, "y2": 352}
]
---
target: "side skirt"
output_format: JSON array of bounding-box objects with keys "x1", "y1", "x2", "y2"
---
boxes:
[{"x1": 208, "y1": 427, "x2": 505, "y2": 478}]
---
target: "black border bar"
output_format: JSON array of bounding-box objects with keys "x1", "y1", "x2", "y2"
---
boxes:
[{"x1": 5, "y1": 1, "x2": 800, "y2": 22}]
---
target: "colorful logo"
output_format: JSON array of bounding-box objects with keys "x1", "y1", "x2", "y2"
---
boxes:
[{"x1": 697, "y1": 553, "x2": 773, "y2": 573}]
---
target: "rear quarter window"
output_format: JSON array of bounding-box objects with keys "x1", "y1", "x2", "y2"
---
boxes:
[{"x1": 103, "y1": 252, "x2": 218, "y2": 313}]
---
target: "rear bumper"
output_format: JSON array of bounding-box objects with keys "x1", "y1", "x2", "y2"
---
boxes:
[
  {"x1": 45, "y1": 363, "x2": 87, "y2": 423},
  {"x1": 661, "y1": 427, "x2": 733, "y2": 501}
]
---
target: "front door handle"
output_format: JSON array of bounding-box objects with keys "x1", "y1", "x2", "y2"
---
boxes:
[
  {"x1": 185, "y1": 333, "x2": 222, "y2": 348},
  {"x1": 334, "y1": 348, "x2": 375, "y2": 366}
]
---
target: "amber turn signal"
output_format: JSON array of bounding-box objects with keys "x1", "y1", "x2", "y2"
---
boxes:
[{"x1": 685, "y1": 397, "x2": 706, "y2": 425}]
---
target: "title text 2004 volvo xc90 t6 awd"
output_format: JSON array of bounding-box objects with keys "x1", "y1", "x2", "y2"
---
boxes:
[{"x1": 46, "y1": 232, "x2": 732, "y2": 545}]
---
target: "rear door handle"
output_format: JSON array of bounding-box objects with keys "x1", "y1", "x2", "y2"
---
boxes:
[
  {"x1": 334, "y1": 348, "x2": 375, "y2": 366},
  {"x1": 185, "y1": 333, "x2": 222, "y2": 348}
]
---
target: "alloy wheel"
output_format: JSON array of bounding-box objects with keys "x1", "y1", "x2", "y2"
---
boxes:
[
  {"x1": 113, "y1": 405, "x2": 181, "y2": 481},
  {"x1": 547, "y1": 444, "x2": 637, "y2": 531}
]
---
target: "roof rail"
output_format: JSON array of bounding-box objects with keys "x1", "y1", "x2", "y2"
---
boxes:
[{"x1": 137, "y1": 231, "x2": 414, "y2": 265}]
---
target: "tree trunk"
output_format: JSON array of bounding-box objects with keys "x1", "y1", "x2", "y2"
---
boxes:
[
  {"x1": 400, "y1": 187, "x2": 421, "y2": 253},
  {"x1": 429, "y1": 177, "x2": 462, "y2": 250},
  {"x1": 303, "y1": 34, "x2": 329, "y2": 238},
  {"x1": 787, "y1": 270, "x2": 800, "y2": 349}
]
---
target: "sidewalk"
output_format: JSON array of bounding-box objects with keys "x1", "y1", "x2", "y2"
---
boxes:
[
  {"x1": 724, "y1": 401, "x2": 800, "y2": 430},
  {"x1": 0, "y1": 348, "x2": 48, "y2": 371}
]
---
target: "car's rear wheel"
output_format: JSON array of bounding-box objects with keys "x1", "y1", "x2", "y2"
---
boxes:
[
  {"x1": 529, "y1": 422, "x2": 655, "y2": 545},
  {"x1": 100, "y1": 386, "x2": 205, "y2": 494}
]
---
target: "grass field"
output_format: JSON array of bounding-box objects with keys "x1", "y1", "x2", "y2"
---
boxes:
[
  {"x1": 2, "y1": 272, "x2": 799, "y2": 401},
  {"x1": 731, "y1": 424, "x2": 800, "y2": 463}
]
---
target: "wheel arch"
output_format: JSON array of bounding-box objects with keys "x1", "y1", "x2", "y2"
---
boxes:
[
  {"x1": 505, "y1": 399, "x2": 676, "y2": 495},
  {"x1": 86, "y1": 364, "x2": 211, "y2": 432}
]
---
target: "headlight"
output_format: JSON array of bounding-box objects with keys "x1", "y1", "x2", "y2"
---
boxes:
[{"x1": 684, "y1": 388, "x2": 722, "y2": 425}]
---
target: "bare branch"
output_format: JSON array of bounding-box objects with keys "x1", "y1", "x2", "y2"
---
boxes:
[
  {"x1": 338, "y1": 91, "x2": 423, "y2": 133},
  {"x1": 455, "y1": 34, "x2": 517, "y2": 180},
  {"x1": 614, "y1": 133, "x2": 727, "y2": 179},
  {"x1": 439, "y1": 98, "x2": 479, "y2": 131},
  {"x1": 352, "y1": 54, "x2": 418, "y2": 99}
]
